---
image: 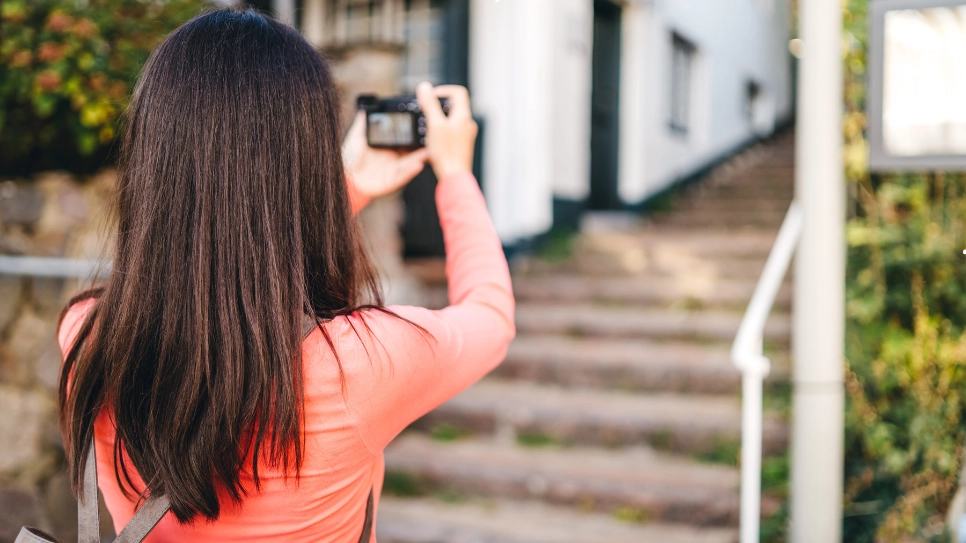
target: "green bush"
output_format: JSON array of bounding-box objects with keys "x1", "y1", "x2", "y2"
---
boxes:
[
  {"x1": 843, "y1": 1, "x2": 966, "y2": 541},
  {"x1": 844, "y1": 177, "x2": 966, "y2": 543},
  {"x1": 0, "y1": 0, "x2": 201, "y2": 175}
]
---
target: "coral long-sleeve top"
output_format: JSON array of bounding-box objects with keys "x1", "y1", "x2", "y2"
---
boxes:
[{"x1": 58, "y1": 172, "x2": 516, "y2": 542}]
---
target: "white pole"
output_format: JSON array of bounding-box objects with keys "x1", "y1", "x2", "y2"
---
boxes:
[{"x1": 791, "y1": 0, "x2": 845, "y2": 542}]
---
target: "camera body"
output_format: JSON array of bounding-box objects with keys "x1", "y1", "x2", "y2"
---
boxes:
[{"x1": 357, "y1": 94, "x2": 451, "y2": 149}]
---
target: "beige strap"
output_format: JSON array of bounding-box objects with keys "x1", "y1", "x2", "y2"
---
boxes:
[
  {"x1": 77, "y1": 443, "x2": 99, "y2": 543},
  {"x1": 78, "y1": 439, "x2": 171, "y2": 543}
]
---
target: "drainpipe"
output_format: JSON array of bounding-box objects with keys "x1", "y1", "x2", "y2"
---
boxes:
[{"x1": 791, "y1": 0, "x2": 845, "y2": 542}]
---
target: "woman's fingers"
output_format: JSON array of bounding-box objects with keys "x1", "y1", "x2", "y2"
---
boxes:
[
  {"x1": 417, "y1": 82, "x2": 446, "y2": 124},
  {"x1": 416, "y1": 82, "x2": 477, "y2": 180},
  {"x1": 398, "y1": 148, "x2": 430, "y2": 180},
  {"x1": 432, "y1": 85, "x2": 471, "y2": 119}
]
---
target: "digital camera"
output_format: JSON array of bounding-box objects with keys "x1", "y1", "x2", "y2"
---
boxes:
[{"x1": 357, "y1": 94, "x2": 451, "y2": 150}]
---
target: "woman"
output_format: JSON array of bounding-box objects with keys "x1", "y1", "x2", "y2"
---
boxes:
[{"x1": 57, "y1": 8, "x2": 514, "y2": 542}]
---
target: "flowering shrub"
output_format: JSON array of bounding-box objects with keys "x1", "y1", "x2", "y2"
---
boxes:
[
  {"x1": 842, "y1": 1, "x2": 966, "y2": 541},
  {"x1": 0, "y1": 0, "x2": 200, "y2": 174}
]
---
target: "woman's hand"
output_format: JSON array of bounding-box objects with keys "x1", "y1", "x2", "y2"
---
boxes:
[
  {"x1": 343, "y1": 111, "x2": 429, "y2": 200},
  {"x1": 416, "y1": 82, "x2": 478, "y2": 180}
]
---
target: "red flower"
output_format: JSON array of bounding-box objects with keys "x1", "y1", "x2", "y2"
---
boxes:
[
  {"x1": 46, "y1": 11, "x2": 74, "y2": 33},
  {"x1": 37, "y1": 42, "x2": 67, "y2": 63},
  {"x1": 71, "y1": 18, "x2": 98, "y2": 39},
  {"x1": 108, "y1": 81, "x2": 127, "y2": 100},
  {"x1": 37, "y1": 70, "x2": 62, "y2": 92},
  {"x1": 88, "y1": 74, "x2": 107, "y2": 92}
]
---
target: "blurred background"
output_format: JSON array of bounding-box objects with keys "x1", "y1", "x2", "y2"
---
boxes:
[{"x1": 3, "y1": 0, "x2": 966, "y2": 542}]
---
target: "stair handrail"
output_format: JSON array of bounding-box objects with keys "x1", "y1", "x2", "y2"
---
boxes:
[
  {"x1": 0, "y1": 255, "x2": 109, "y2": 278},
  {"x1": 731, "y1": 200, "x2": 802, "y2": 543}
]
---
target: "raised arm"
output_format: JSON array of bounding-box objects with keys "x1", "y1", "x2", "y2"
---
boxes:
[{"x1": 338, "y1": 84, "x2": 515, "y2": 453}]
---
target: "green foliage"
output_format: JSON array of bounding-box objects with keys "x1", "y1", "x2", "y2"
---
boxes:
[
  {"x1": 760, "y1": 453, "x2": 790, "y2": 542},
  {"x1": 535, "y1": 227, "x2": 576, "y2": 263},
  {"x1": 843, "y1": 181, "x2": 966, "y2": 543},
  {"x1": 693, "y1": 437, "x2": 740, "y2": 466},
  {"x1": 612, "y1": 506, "x2": 651, "y2": 524},
  {"x1": 761, "y1": 502, "x2": 789, "y2": 543},
  {"x1": 842, "y1": 1, "x2": 966, "y2": 541},
  {"x1": 382, "y1": 471, "x2": 427, "y2": 497},
  {"x1": 0, "y1": 0, "x2": 201, "y2": 174},
  {"x1": 431, "y1": 423, "x2": 468, "y2": 442},
  {"x1": 515, "y1": 431, "x2": 559, "y2": 448}
]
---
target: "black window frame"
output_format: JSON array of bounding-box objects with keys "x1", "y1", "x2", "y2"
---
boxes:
[{"x1": 669, "y1": 31, "x2": 697, "y2": 136}]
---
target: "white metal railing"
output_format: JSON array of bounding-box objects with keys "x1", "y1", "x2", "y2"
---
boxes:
[
  {"x1": 0, "y1": 255, "x2": 109, "y2": 278},
  {"x1": 731, "y1": 201, "x2": 802, "y2": 543}
]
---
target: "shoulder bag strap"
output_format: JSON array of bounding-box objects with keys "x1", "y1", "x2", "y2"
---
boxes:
[
  {"x1": 78, "y1": 439, "x2": 171, "y2": 543},
  {"x1": 77, "y1": 443, "x2": 100, "y2": 543},
  {"x1": 358, "y1": 490, "x2": 374, "y2": 543}
]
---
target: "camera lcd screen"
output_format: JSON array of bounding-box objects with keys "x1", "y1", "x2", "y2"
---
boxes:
[{"x1": 367, "y1": 112, "x2": 414, "y2": 147}]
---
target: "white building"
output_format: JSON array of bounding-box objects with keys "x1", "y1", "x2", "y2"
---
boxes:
[{"x1": 274, "y1": 0, "x2": 794, "y2": 248}]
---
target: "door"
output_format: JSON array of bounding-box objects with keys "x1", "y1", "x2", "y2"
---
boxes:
[
  {"x1": 400, "y1": 0, "x2": 474, "y2": 258},
  {"x1": 589, "y1": 0, "x2": 622, "y2": 210}
]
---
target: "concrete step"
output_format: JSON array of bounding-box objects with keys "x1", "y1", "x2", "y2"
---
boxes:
[
  {"x1": 651, "y1": 208, "x2": 788, "y2": 222},
  {"x1": 513, "y1": 228, "x2": 793, "y2": 281},
  {"x1": 384, "y1": 434, "x2": 742, "y2": 526},
  {"x1": 681, "y1": 194, "x2": 792, "y2": 208},
  {"x1": 413, "y1": 380, "x2": 788, "y2": 455},
  {"x1": 709, "y1": 182, "x2": 793, "y2": 194},
  {"x1": 496, "y1": 335, "x2": 789, "y2": 394},
  {"x1": 512, "y1": 275, "x2": 791, "y2": 311},
  {"x1": 676, "y1": 199, "x2": 793, "y2": 213},
  {"x1": 654, "y1": 214, "x2": 786, "y2": 230},
  {"x1": 517, "y1": 255, "x2": 776, "y2": 282},
  {"x1": 515, "y1": 304, "x2": 790, "y2": 345},
  {"x1": 575, "y1": 230, "x2": 781, "y2": 260},
  {"x1": 377, "y1": 497, "x2": 739, "y2": 543}
]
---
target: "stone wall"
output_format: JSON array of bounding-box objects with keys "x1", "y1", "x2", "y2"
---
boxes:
[{"x1": 0, "y1": 170, "x2": 117, "y2": 541}]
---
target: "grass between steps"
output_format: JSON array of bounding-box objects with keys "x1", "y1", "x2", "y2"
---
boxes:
[
  {"x1": 535, "y1": 228, "x2": 577, "y2": 263},
  {"x1": 382, "y1": 471, "x2": 469, "y2": 504}
]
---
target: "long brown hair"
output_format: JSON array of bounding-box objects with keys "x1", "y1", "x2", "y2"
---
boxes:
[{"x1": 58, "y1": 8, "x2": 386, "y2": 523}]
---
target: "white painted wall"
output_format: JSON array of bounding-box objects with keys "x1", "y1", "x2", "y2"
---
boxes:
[
  {"x1": 550, "y1": 0, "x2": 594, "y2": 203},
  {"x1": 470, "y1": 0, "x2": 594, "y2": 242},
  {"x1": 624, "y1": 0, "x2": 794, "y2": 203},
  {"x1": 470, "y1": 0, "x2": 557, "y2": 243}
]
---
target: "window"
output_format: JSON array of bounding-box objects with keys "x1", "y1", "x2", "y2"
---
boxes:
[
  {"x1": 320, "y1": 0, "x2": 392, "y2": 46},
  {"x1": 401, "y1": 0, "x2": 445, "y2": 90},
  {"x1": 669, "y1": 32, "x2": 696, "y2": 134},
  {"x1": 345, "y1": 0, "x2": 378, "y2": 43},
  {"x1": 745, "y1": 80, "x2": 762, "y2": 121}
]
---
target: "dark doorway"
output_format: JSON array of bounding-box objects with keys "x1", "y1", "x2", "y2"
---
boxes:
[
  {"x1": 589, "y1": 0, "x2": 622, "y2": 210},
  {"x1": 401, "y1": 0, "x2": 476, "y2": 258}
]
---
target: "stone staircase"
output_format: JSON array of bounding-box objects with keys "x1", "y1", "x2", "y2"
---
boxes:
[{"x1": 381, "y1": 132, "x2": 795, "y2": 543}]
